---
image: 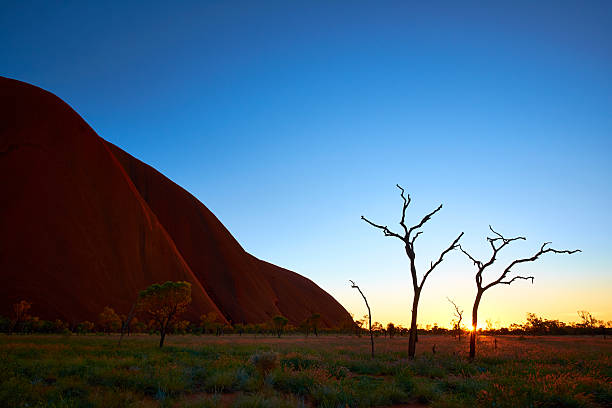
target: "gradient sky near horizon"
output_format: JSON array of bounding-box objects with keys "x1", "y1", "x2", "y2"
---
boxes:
[{"x1": 2, "y1": 1, "x2": 611, "y2": 328}]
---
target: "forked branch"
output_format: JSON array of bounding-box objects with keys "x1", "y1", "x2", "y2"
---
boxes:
[
  {"x1": 361, "y1": 184, "x2": 444, "y2": 246},
  {"x1": 410, "y1": 231, "x2": 423, "y2": 246}
]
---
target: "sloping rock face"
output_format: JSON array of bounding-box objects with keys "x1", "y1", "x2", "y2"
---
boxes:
[{"x1": 0, "y1": 77, "x2": 351, "y2": 327}]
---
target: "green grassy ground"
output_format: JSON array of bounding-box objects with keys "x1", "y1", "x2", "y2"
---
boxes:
[{"x1": 0, "y1": 334, "x2": 609, "y2": 407}]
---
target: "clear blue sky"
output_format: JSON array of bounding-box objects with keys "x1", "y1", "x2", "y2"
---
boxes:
[{"x1": 2, "y1": 1, "x2": 611, "y2": 327}]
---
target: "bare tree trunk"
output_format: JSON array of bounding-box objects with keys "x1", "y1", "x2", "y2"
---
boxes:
[
  {"x1": 350, "y1": 280, "x2": 375, "y2": 358},
  {"x1": 159, "y1": 315, "x2": 172, "y2": 348},
  {"x1": 368, "y1": 311, "x2": 374, "y2": 358},
  {"x1": 159, "y1": 324, "x2": 167, "y2": 348},
  {"x1": 118, "y1": 300, "x2": 137, "y2": 347},
  {"x1": 408, "y1": 289, "x2": 421, "y2": 358},
  {"x1": 470, "y1": 291, "x2": 482, "y2": 359}
]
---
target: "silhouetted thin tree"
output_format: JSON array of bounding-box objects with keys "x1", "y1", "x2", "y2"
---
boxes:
[
  {"x1": 447, "y1": 297, "x2": 464, "y2": 341},
  {"x1": 459, "y1": 226, "x2": 580, "y2": 359},
  {"x1": 350, "y1": 280, "x2": 374, "y2": 357},
  {"x1": 272, "y1": 315, "x2": 288, "y2": 338},
  {"x1": 118, "y1": 299, "x2": 137, "y2": 347},
  {"x1": 309, "y1": 313, "x2": 321, "y2": 336},
  {"x1": 362, "y1": 185, "x2": 463, "y2": 358}
]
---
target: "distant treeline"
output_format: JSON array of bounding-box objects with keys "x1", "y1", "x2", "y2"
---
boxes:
[
  {"x1": 1, "y1": 301, "x2": 608, "y2": 338},
  {"x1": 350, "y1": 312, "x2": 609, "y2": 338}
]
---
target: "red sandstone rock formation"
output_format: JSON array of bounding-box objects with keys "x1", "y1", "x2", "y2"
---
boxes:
[{"x1": 0, "y1": 77, "x2": 351, "y2": 328}]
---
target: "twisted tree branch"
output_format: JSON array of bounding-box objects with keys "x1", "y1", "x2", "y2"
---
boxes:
[
  {"x1": 408, "y1": 204, "x2": 443, "y2": 240},
  {"x1": 397, "y1": 184, "x2": 410, "y2": 237},
  {"x1": 410, "y1": 231, "x2": 423, "y2": 246},
  {"x1": 360, "y1": 216, "x2": 404, "y2": 241},
  {"x1": 485, "y1": 242, "x2": 581, "y2": 290},
  {"x1": 499, "y1": 275, "x2": 534, "y2": 285},
  {"x1": 461, "y1": 226, "x2": 530, "y2": 289},
  {"x1": 446, "y1": 297, "x2": 463, "y2": 319},
  {"x1": 419, "y1": 232, "x2": 464, "y2": 289},
  {"x1": 350, "y1": 280, "x2": 375, "y2": 357},
  {"x1": 458, "y1": 244, "x2": 481, "y2": 268}
]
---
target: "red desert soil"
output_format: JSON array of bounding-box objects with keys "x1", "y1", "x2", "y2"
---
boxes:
[{"x1": 0, "y1": 76, "x2": 352, "y2": 327}]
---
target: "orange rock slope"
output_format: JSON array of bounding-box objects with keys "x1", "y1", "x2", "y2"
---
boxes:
[{"x1": 0, "y1": 76, "x2": 351, "y2": 327}]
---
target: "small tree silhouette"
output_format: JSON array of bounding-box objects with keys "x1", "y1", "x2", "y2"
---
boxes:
[
  {"x1": 350, "y1": 280, "x2": 374, "y2": 357},
  {"x1": 272, "y1": 315, "x2": 288, "y2": 338},
  {"x1": 459, "y1": 226, "x2": 580, "y2": 359},
  {"x1": 309, "y1": 313, "x2": 321, "y2": 336},
  {"x1": 137, "y1": 281, "x2": 192, "y2": 347},
  {"x1": 386, "y1": 322, "x2": 396, "y2": 338},
  {"x1": 362, "y1": 185, "x2": 463, "y2": 358},
  {"x1": 447, "y1": 297, "x2": 464, "y2": 341}
]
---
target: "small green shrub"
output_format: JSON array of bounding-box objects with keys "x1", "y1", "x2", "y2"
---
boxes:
[
  {"x1": 249, "y1": 351, "x2": 279, "y2": 378},
  {"x1": 205, "y1": 368, "x2": 238, "y2": 393},
  {"x1": 270, "y1": 368, "x2": 316, "y2": 396},
  {"x1": 412, "y1": 378, "x2": 442, "y2": 403},
  {"x1": 280, "y1": 353, "x2": 320, "y2": 371}
]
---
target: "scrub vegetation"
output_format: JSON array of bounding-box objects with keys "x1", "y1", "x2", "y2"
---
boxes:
[{"x1": 0, "y1": 334, "x2": 609, "y2": 408}]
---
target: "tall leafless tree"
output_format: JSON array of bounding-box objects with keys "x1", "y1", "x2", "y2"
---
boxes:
[
  {"x1": 361, "y1": 185, "x2": 463, "y2": 358},
  {"x1": 350, "y1": 280, "x2": 374, "y2": 358},
  {"x1": 459, "y1": 226, "x2": 580, "y2": 359},
  {"x1": 447, "y1": 297, "x2": 464, "y2": 341}
]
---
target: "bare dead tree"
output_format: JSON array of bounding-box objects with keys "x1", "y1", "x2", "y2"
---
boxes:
[
  {"x1": 447, "y1": 297, "x2": 464, "y2": 341},
  {"x1": 118, "y1": 299, "x2": 137, "y2": 347},
  {"x1": 577, "y1": 310, "x2": 603, "y2": 336},
  {"x1": 350, "y1": 280, "x2": 374, "y2": 358},
  {"x1": 361, "y1": 185, "x2": 463, "y2": 358},
  {"x1": 459, "y1": 226, "x2": 580, "y2": 359}
]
